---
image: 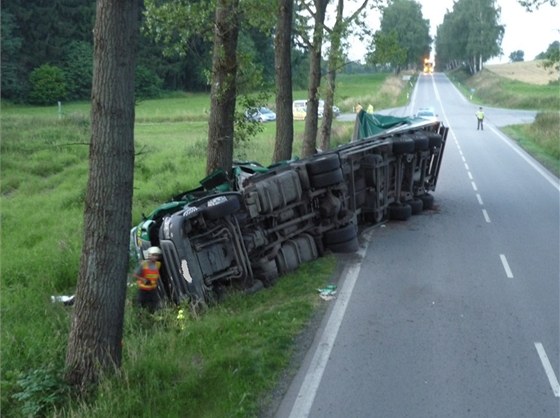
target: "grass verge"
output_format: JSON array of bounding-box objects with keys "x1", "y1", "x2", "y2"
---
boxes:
[{"x1": 1, "y1": 72, "x2": 406, "y2": 417}]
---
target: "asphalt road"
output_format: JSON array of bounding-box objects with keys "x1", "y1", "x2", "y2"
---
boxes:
[{"x1": 274, "y1": 73, "x2": 560, "y2": 418}]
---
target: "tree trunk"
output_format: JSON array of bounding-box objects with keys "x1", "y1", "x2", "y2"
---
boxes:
[
  {"x1": 320, "y1": 0, "x2": 344, "y2": 152},
  {"x1": 301, "y1": 0, "x2": 328, "y2": 158},
  {"x1": 65, "y1": 0, "x2": 138, "y2": 391},
  {"x1": 206, "y1": 0, "x2": 240, "y2": 176},
  {"x1": 272, "y1": 0, "x2": 294, "y2": 163}
]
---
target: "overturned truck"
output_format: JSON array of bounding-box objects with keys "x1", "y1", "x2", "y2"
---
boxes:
[{"x1": 131, "y1": 112, "x2": 449, "y2": 305}]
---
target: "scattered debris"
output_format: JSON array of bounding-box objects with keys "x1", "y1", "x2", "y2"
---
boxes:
[
  {"x1": 50, "y1": 295, "x2": 75, "y2": 306},
  {"x1": 317, "y1": 285, "x2": 337, "y2": 300}
]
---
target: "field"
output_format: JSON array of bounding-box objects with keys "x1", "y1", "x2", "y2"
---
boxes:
[
  {"x1": 0, "y1": 73, "x2": 410, "y2": 418},
  {"x1": 2, "y1": 67, "x2": 557, "y2": 416},
  {"x1": 486, "y1": 60, "x2": 558, "y2": 85}
]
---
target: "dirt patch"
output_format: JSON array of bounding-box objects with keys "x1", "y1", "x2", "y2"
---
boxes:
[{"x1": 486, "y1": 60, "x2": 558, "y2": 85}]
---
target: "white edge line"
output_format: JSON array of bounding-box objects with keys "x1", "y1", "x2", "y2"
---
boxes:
[
  {"x1": 288, "y1": 245, "x2": 366, "y2": 418},
  {"x1": 490, "y1": 126, "x2": 560, "y2": 192},
  {"x1": 535, "y1": 342, "x2": 560, "y2": 397},
  {"x1": 499, "y1": 254, "x2": 514, "y2": 278}
]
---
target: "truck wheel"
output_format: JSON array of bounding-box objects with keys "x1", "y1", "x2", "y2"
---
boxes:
[
  {"x1": 203, "y1": 194, "x2": 241, "y2": 220},
  {"x1": 427, "y1": 133, "x2": 443, "y2": 148},
  {"x1": 418, "y1": 193, "x2": 434, "y2": 210},
  {"x1": 407, "y1": 198, "x2": 423, "y2": 215},
  {"x1": 392, "y1": 136, "x2": 415, "y2": 154},
  {"x1": 412, "y1": 133, "x2": 429, "y2": 151},
  {"x1": 388, "y1": 203, "x2": 412, "y2": 220},
  {"x1": 307, "y1": 154, "x2": 340, "y2": 175},
  {"x1": 310, "y1": 168, "x2": 344, "y2": 188},
  {"x1": 327, "y1": 236, "x2": 359, "y2": 253},
  {"x1": 324, "y1": 223, "x2": 357, "y2": 245},
  {"x1": 252, "y1": 258, "x2": 279, "y2": 287}
]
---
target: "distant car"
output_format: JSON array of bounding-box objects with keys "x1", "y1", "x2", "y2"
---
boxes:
[
  {"x1": 293, "y1": 99, "x2": 340, "y2": 120},
  {"x1": 319, "y1": 100, "x2": 340, "y2": 118},
  {"x1": 292, "y1": 100, "x2": 307, "y2": 120},
  {"x1": 332, "y1": 105, "x2": 341, "y2": 117},
  {"x1": 415, "y1": 107, "x2": 438, "y2": 122},
  {"x1": 245, "y1": 107, "x2": 276, "y2": 123}
]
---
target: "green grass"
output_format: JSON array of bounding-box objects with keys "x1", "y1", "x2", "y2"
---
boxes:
[
  {"x1": 448, "y1": 67, "x2": 560, "y2": 111},
  {"x1": 1, "y1": 72, "x2": 407, "y2": 418},
  {"x1": 502, "y1": 112, "x2": 560, "y2": 177},
  {"x1": 2, "y1": 67, "x2": 557, "y2": 417}
]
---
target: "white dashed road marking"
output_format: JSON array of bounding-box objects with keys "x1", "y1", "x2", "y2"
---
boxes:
[
  {"x1": 499, "y1": 254, "x2": 514, "y2": 278},
  {"x1": 535, "y1": 342, "x2": 560, "y2": 397}
]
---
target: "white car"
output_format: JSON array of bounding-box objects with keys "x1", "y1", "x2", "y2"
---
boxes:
[
  {"x1": 415, "y1": 107, "x2": 438, "y2": 122},
  {"x1": 293, "y1": 99, "x2": 340, "y2": 120},
  {"x1": 245, "y1": 107, "x2": 276, "y2": 122}
]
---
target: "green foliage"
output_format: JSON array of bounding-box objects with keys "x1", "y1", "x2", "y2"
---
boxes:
[
  {"x1": 135, "y1": 65, "x2": 163, "y2": 100},
  {"x1": 376, "y1": 0, "x2": 431, "y2": 70},
  {"x1": 503, "y1": 112, "x2": 560, "y2": 176},
  {"x1": 12, "y1": 365, "x2": 70, "y2": 417},
  {"x1": 28, "y1": 64, "x2": 68, "y2": 105},
  {"x1": 367, "y1": 30, "x2": 407, "y2": 71},
  {"x1": 435, "y1": 0, "x2": 504, "y2": 72},
  {"x1": 1, "y1": 10, "x2": 26, "y2": 99},
  {"x1": 541, "y1": 40, "x2": 560, "y2": 73},
  {"x1": 63, "y1": 41, "x2": 93, "y2": 100},
  {"x1": 509, "y1": 50, "x2": 525, "y2": 62}
]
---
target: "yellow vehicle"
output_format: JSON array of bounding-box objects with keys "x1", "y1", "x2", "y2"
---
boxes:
[
  {"x1": 293, "y1": 100, "x2": 307, "y2": 120},
  {"x1": 423, "y1": 58, "x2": 434, "y2": 74}
]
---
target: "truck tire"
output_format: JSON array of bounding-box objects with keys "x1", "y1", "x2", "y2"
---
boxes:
[
  {"x1": 310, "y1": 168, "x2": 344, "y2": 189},
  {"x1": 252, "y1": 258, "x2": 279, "y2": 287},
  {"x1": 392, "y1": 136, "x2": 415, "y2": 154},
  {"x1": 407, "y1": 198, "x2": 423, "y2": 215},
  {"x1": 203, "y1": 194, "x2": 241, "y2": 220},
  {"x1": 327, "y1": 236, "x2": 359, "y2": 253},
  {"x1": 388, "y1": 203, "x2": 412, "y2": 220},
  {"x1": 427, "y1": 133, "x2": 443, "y2": 148},
  {"x1": 324, "y1": 223, "x2": 357, "y2": 245},
  {"x1": 307, "y1": 154, "x2": 340, "y2": 175},
  {"x1": 418, "y1": 193, "x2": 434, "y2": 210},
  {"x1": 412, "y1": 133, "x2": 429, "y2": 151}
]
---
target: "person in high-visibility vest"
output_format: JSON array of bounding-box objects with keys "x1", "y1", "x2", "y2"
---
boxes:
[
  {"x1": 475, "y1": 107, "x2": 485, "y2": 130},
  {"x1": 134, "y1": 246, "x2": 162, "y2": 312}
]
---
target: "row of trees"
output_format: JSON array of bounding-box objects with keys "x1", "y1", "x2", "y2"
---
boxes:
[
  {"x1": 365, "y1": 0, "x2": 431, "y2": 72},
  {"x1": 434, "y1": 0, "x2": 504, "y2": 73},
  {"x1": 13, "y1": 0, "x2": 557, "y2": 395},
  {"x1": 433, "y1": 0, "x2": 558, "y2": 73},
  {"x1": 1, "y1": 0, "x2": 298, "y2": 104},
  {"x1": 2, "y1": 0, "x2": 391, "y2": 106},
  {"x1": 63, "y1": 0, "x2": 383, "y2": 392}
]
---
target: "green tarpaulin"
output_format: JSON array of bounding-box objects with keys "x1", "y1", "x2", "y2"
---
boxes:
[{"x1": 352, "y1": 110, "x2": 423, "y2": 141}]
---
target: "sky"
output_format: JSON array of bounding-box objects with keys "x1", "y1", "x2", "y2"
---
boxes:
[{"x1": 346, "y1": 0, "x2": 559, "y2": 64}]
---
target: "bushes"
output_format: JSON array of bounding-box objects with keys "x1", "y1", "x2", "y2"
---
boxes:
[{"x1": 28, "y1": 64, "x2": 67, "y2": 105}]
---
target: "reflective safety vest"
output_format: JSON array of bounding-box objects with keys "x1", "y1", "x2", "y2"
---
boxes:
[
  {"x1": 476, "y1": 110, "x2": 484, "y2": 120},
  {"x1": 137, "y1": 261, "x2": 161, "y2": 291}
]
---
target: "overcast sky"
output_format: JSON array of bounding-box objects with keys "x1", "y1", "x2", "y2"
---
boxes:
[{"x1": 346, "y1": 0, "x2": 559, "y2": 64}]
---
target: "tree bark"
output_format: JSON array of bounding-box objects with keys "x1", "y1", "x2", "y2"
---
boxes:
[
  {"x1": 206, "y1": 0, "x2": 240, "y2": 176},
  {"x1": 272, "y1": 0, "x2": 294, "y2": 163},
  {"x1": 301, "y1": 0, "x2": 328, "y2": 158},
  {"x1": 320, "y1": 0, "x2": 344, "y2": 152},
  {"x1": 65, "y1": 0, "x2": 138, "y2": 391}
]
